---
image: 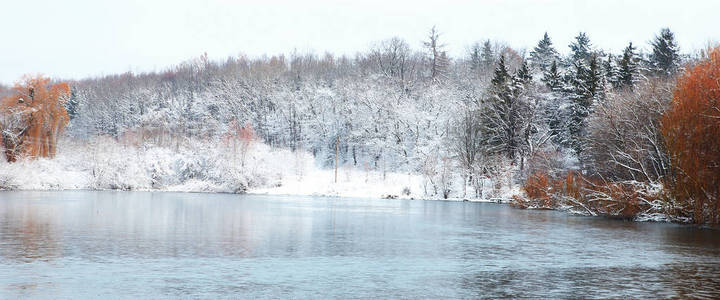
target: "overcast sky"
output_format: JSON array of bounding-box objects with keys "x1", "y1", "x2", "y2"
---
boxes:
[{"x1": 1, "y1": 0, "x2": 718, "y2": 84}]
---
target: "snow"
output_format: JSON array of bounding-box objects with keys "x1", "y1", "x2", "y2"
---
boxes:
[
  {"x1": 252, "y1": 168, "x2": 421, "y2": 199},
  {"x1": 0, "y1": 137, "x2": 515, "y2": 202}
]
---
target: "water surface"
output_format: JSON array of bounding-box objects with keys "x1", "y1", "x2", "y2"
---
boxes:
[{"x1": 1, "y1": 191, "x2": 719, "y2": 298}]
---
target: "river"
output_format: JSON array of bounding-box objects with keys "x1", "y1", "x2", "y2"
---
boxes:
[{"x1": 1, "y1": 191, "x2": 719, "y2": 298}]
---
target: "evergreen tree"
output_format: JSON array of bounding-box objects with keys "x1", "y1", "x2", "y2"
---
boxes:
[
  {"x1": 529, "y1": 32, "x2": 560, "y2": 72},
  {"x1": 649, "y1": 28, "x2": 680, "y2": 76},
  {"x1": 469, "y1": 42, "x2": 482, "y2": 72},
  {"x1": 603, "y1": 54, "x2": 620, "y2": 88},
  {"x1": 540, "y1": 60, "x2": 564, "y2": 145},
  {"x1": 481, "y1": 40, "x2": 494, "y2": 70},
  {"x1": 490, "y1": 55, "x2": 512, "y2": 98},
  {"x1": 515, "y1": 61, "x2": 533, "y2": 86},
  {"x1": 566, "y1": 55, "x2": 602, "y2": 154},
  {"x1": 542, "y1": 60, "x2": 562, "y2": 91},
  {"x1": 569, "y1": 32, "x2": 593, "y2": 64},
  {"x1": 567, "y1": 61, "x2": 588, "y2": 154},
  {"x1": 587, "y1": 55, "x2": 604, "y2": 102},
  {"x1": 483, "y1": 55, "x2": 520, "y2": 160},
  {"x1": 65, "y1": 86, "x2": 80, "y2": 120},
  {"x1": 618, "y1": 42, "x2": 639, "y2": 88}
]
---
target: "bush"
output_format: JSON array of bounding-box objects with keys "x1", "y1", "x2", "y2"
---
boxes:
[{"x1": 518, "y1": 170, "x2": 667, "y2": 219}]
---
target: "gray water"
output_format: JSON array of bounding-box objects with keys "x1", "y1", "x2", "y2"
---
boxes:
[{"x1": 0, "y1": 191, "x2": 719, "y2": 299}]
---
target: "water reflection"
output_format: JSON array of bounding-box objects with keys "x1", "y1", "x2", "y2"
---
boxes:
[
  {"x1": 0, "y1": 191, "x2": 719, "y2": 298},
  {"x1": 0, "y1": 207, "x2": 61, "y2": 263}
]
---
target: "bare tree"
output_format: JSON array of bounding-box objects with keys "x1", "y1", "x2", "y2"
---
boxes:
[
  {"x1": 585, "y1": 78, "x2": 673, "y2": 182},
  {"x1": 423, "y1": 26, "x2": 449, "y2": 82}
]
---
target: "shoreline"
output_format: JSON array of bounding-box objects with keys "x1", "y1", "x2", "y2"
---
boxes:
[
  {"x1": 2, "y1": 187, "x2": 702, "y2": 227},
  {"x1": 0, "y1": 186, "x2": 508, "y2": 203}
]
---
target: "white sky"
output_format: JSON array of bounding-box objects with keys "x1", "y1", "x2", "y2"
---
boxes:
[{"x1": 1, "y1": 0, "x2": 718, "y2": 84}]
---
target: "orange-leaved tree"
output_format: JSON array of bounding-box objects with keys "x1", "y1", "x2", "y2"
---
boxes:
[
  {"x1": 661, "y1": 46, "x2": 720, "y2": 224},
  {"x1": 0, "y1": 75, "x2": 71, "y2": 162}
]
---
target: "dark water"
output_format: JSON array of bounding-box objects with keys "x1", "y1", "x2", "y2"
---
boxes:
[{"x1": 1, "y1": 191, "x2": 719, "y2": 299}]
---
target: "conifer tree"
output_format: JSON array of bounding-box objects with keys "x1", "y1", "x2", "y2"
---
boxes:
[
  {"x1": 529, "y1": 32, "x2": 560, "y2": 72},
  {"x1": 586, "y1": 55, "x2": 603, "y2": 101},
  {"x1": 483, "y1": 55, "x2": 521, "y2": 160},
  {"x1": 566, "y1": 54, "x2": 601, "y2": 154},
  {"x1": 542, "y1": 61, "x2": 562, "y2": 91},
  {"x1": 618, "y1": 42, "x2": 639, "y2": 88},
  {"x1": 649, "y1": 28, "x2": 680, "y2": 76},
  {"x1": 469, "y1": 42, "x2": 482, "y2": 72},
  {"x1": 481, "y1": 40, "x2": 494, "y2": 70},
  {"x1": 569, "y1": 32, "x2": 593, "y2": 64},
  {"x1": 490, "y1": 55, "x2": 512, "y2": 100},
  {"x1": 65, "y1": 86, "x2": 80, "y2": 120},
  {"x1": 540, "y1": 60, "x2": 564, "y2": 146},
  {"x1": 515, "y1": 61, "x2": 533, "y2": 86},
  {"x1": 603, "y1": 54, "x2": 620, "y2": 88}
]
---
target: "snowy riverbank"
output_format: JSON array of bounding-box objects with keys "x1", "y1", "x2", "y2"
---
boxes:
[{"x1": 0, "y1": 137, "x2": 516, "y2": 202}]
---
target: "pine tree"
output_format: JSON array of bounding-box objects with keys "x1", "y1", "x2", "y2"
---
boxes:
[
  {"x1": 515, "y1": 61, "x2": 533, "y2": 86},
  {"x1": 529, "y1": 32, "x2": 560, "y2": 72},
  {"x1": 649, "y1": 28, "x2": 680, "y2": 76},
  {"x1": 603, "y1": 54, "x2": 620, "y2": 88},
  {"x1": 540, "y1": 60, "x2": 564, "y2": 145},
  {"x1": 566, "y1": 55, "x2": 602, "y2": 154},
  {"x1": 490, "y1": 55, "x2": 512, "y2": 97},
  {"x1": 65, "y1": 86, "x2": 79, "y2": 120},
  {"x1": 567, "y1": 61, "x2": 588, "y2": 154},
  {"x1": 542, "y1": 61, "x2": 562, "y2": 91},
  {"x1": 587, "y1": 55, "x2": 604, "y2": 102},
  {"x1": 481, "y1": 40, "x2": 494, "y2": 70},
  {"x1": 569, "y1": 32, "x2": 593, "y2": 64},
  {"x1": 483, "y1": 55, "x2": 520, "y2": 160},
  {"x1": 618, "y1": 42, "x2": 639, "y2": 88},
  {"x1": 469, "y1": 42, "x2": 482, "y2": 72}
]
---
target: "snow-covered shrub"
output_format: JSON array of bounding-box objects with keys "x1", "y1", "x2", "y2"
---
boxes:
[
  {"x1": 0, "y1": 162, "x2": 18, "y2": 190},
  {"x1": 89, "y1": 139, "x2": 152, "y2": 190}
]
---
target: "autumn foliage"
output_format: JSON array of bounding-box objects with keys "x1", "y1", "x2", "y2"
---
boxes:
[
  {"x1": 515, "y1": 170, "x2": 655, "y2": 219},
  {"x1": 661, "y1": 46, "x2": 720, "y2": 224},
  {"x1": 517, "y1": 171, "x2": 558, "y2": 209},
  {"x1": 0, "y1": 75, "x2": 70, "y2": 162}
]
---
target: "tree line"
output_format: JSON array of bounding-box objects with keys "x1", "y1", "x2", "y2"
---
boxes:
[{"x1": 1, "y1": 27, "x2": 718, "y2": 224}]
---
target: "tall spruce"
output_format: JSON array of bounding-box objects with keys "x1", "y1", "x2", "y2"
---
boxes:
[
  {"x1": 529, "y1": 32, "x2": 560, "y2": 72},
  {"x1": 649, "y1": 28, "x2": 680, "y2": 76},
  {"x1": 569, "y1": 32, "x2": 593, "y2": 64},
  {"x1": 483, "y1": 55, "x2": 520, "y2": 160},
  {"x1": 540, "y1": 60, "x2": 564, "y2": 145},
  {"x1": 542, "y1": 60, "x2": 562, "y2": 91},
  {"x1": 618, "y1": 42, "x2": 639, "y2": 88},
  {"x1": 603, "y1": 54, "x2": 620, "y2": 88},
  {"x1": 566, "y1": 54, "x2": 602, "y2": 154},
  {"x1": 515, "y1": 61, "x2": 533, "y2": 86},
  {"x1": 481, "y1": 40, "x2": 495, "y2": 69},
  {"x1": 469, "y1": 42, "x2": 482, "y2": 72}
]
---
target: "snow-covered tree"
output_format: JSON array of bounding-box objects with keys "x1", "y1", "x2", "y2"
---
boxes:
[
  {"x1": 618, "y1": 42, "x2": 640, "y2": 89},
  {"x1": 649, "y1": 28, "x2": 680, "y2": 76},
  {"x1": 423, "y1": 26, "x2": 449, "y2": 82},
  {"x1": 568, "y1": 32, "x2": 593, "y2": 64},
  {"x1": 529, "y1": 32, "x2": 560, "y2": 73}
]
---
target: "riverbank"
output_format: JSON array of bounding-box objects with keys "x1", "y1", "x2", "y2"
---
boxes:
[
  {"x1": 0, "y1": 137, "x2": 517, "y2": 202},
  {"x1": 3, "y1": 138, "x2": 682, "y2": 223}
]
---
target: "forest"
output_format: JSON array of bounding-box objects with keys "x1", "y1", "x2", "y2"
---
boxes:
[{"x1": 1, "y1": 27, "x2": 718, "y2": 225}]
